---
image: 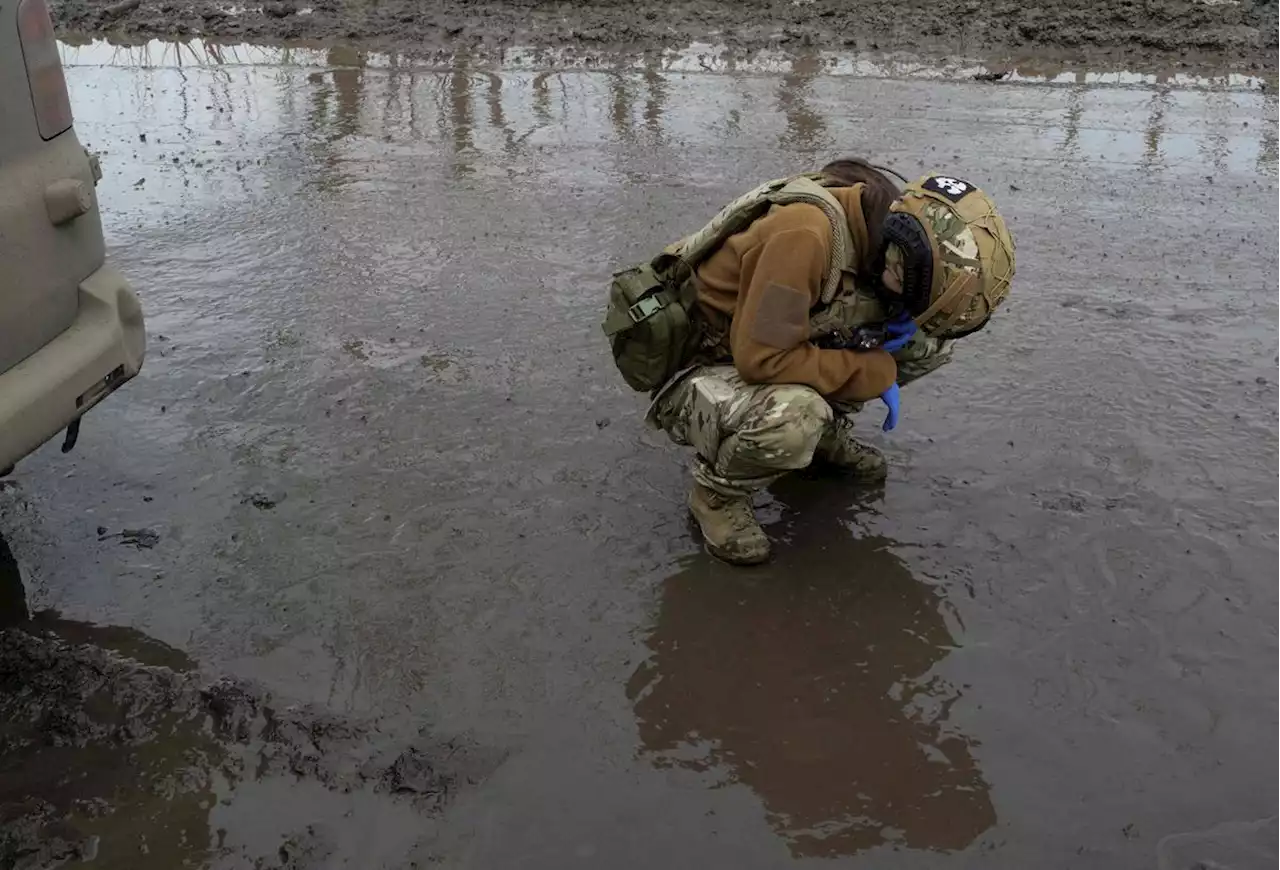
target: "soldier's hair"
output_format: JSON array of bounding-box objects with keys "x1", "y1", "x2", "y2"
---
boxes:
[{"x1": 819, "y1": 157, "x2": 903, "y2": 280}]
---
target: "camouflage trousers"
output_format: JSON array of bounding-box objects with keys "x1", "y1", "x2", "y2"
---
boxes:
[{"x1": 646, "y1": 335, "x2": 952, "y2": 498}]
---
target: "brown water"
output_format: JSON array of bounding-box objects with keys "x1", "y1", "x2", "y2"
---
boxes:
[{"x1": 0, "y1": 40, "x2": 1275, "y2": 869}]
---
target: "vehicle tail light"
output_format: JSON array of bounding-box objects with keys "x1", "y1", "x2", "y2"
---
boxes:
[{"x1": 18, "y1": 0, "x2": 73, "y2": 140}]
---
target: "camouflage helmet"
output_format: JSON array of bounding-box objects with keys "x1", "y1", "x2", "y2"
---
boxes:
[{"x1": 884, "y1": 175, "x2": 1015, "y2": 339}]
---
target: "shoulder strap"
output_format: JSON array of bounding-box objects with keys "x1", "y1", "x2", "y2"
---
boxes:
[
  {"x1": 765, "y1": 176, "x2": 855, "y2": 304},
  {"x1": 654, "y1": 175, "x2": 856, "y2": 304}
]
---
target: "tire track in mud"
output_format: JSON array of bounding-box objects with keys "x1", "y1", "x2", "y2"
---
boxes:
[{"x1": 0, "y1": 624, "x2": 506, "y2": 868}]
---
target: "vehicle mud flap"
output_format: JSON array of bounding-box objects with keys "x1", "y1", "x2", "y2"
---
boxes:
[{"x1": 61, "y1": 418, "x2": 81, "y2": 454}]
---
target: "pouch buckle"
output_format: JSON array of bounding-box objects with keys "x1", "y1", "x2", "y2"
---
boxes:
[{"x1": 627, "y1": 295, "x2": 665, "y2": 322}]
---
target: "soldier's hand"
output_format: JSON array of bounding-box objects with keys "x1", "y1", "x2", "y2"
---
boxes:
[
  {"x1": 880, "y1": 384, "x2": 901, "y2": 431},
  {"x1": 881, "y1": 313, "x2": 918, "y2": 353}
]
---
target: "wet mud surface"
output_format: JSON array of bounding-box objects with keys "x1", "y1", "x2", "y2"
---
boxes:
[
  {"x1": 51, "y1": 0, "x2": 1280, "y2": 71},
  {"x1": 1, "y1": 41, "x2": 1278, "y2": 869}
]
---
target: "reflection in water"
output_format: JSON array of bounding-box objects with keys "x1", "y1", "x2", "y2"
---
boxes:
[
  {"x1": 628, "y1": 479, "x2": 994, "y2": 858},
  {"x1": 449, "y1": 50, "x2": 476, "y2": 176},
  {"x1": 381, "y1": 52, "x2": 409, "y2": 138},
  {"x1": 485, "y1": 70, "x2": 522, "y2": 156},
  {"x1": 307, "y1": 46, "x2": 368, "y2": 139},
  {"x1": 606, "y1": 58, "x2": 668, "y2": 144},
  {"x1": 1261, "y1": 93, "x2": 1279, "y2": 175},
  {"x1": 76, "y1": 39, "x2": 321, "y2": 69},
  {"x1": 305, "y1": 47, "x2": 367, "y2": 191},
  {"x1": 332, "y1": 69, "x2": 363, "y2": 140},
  {"x1": 1144, "y1": 86, "x2": 1174, "y2": 170},
  {"x1": 777, "y1": 52, "x2": 830, "y2": 155},
  {"x1": 60, "y1": 37, "x2": 1276, "y2": 186},
  {"x1": 58, "y1": 37, "x2": 1270, "y2": 93},
  {"x1": 641, "y1": 53, "x2": 667, "y2": 142},
  {"x1": 1199, "y1": 89, "x2": 1233, "y2": 176},
  {"x1": 531, "y1": 70, "x2": 554, "y2": 128},
  {"x1": 608, "y1": 67, "x2": 635, "y2": 142},
  {"x1": 1059, "y1": 79, "x2": 1086, "y2": 156}
]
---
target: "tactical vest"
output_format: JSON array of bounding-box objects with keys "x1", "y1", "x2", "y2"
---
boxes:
[
  {"x1": 675, "y1": 175, "x2": 888, "y2": 346},
  {"x1": 601, "y1": 174, "x2": 888, "y2": 392}
]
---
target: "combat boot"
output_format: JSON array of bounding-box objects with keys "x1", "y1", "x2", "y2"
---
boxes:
[
  {"x1": 688, "y1": 483, "x2": 771, "y2": 566},
  {"x1": 814, "y1": 419, "x2": 888, "y2": 482}
]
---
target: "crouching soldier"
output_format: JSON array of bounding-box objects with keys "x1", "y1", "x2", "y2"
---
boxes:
[{"x1": 602, "y1": 159, "x2": 1015, "y2": 565}]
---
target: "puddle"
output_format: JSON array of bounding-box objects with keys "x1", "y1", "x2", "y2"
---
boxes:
[
  {"x1": 3, "y1": 21, "x2": 1274, "y2": 868},
  {"x1": 55, "y1": 37, "x2": 1277, "y2": 205}
]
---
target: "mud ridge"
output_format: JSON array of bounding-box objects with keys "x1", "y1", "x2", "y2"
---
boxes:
[{"x1": 52, "y1": 0, "x2": 1280, "y2": 69}]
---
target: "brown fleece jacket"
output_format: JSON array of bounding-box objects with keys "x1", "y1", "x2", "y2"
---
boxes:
[{"x1": 694, "y1": 185, "x2": 896, "y2": 403}]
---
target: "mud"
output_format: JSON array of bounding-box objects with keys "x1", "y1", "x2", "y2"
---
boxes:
[
  {"x1": 0, "y1": 538, "x2": 505, "y2": 869},
  {"x1": 2, "y1": 39, "x2": 1277, "y2": 870},
  {"x1": 51, "y1": 0, "x2": 1280, "y2": 71}
]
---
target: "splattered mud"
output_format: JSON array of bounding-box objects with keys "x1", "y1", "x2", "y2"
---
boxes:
[
  {"x1": 1, "y1": 37, "x2": 1277, "y2": 870},
  {"x1": 50, "y1": 0, "x2": 1280, "y2": 71}
]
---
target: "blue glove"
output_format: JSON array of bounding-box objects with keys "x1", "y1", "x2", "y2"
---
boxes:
[
  {"x1": 880, "y1": 383, "x2": 901, "y2": 432},
  {"x1": 880, "y1": 313, "x2": 918, "y2": 353}
]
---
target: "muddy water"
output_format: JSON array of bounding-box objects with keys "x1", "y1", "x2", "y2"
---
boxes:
[{"x1": 0, "y1": 39, "x2": 1276, "y2": 868}]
